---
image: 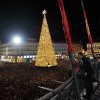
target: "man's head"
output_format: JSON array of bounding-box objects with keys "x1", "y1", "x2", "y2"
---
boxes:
[{"x1": 78, "y1": 52, "x2": 83, "y2": 59}]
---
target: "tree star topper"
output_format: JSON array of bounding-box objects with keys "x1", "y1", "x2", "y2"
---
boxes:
[{"x1": 42, "y1": 10, "x2": 47, "y2": 15}]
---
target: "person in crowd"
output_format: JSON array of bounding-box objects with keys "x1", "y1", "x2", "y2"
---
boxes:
[{"x1": 78, "y1": 52, "x2": 94, "y2": 99}]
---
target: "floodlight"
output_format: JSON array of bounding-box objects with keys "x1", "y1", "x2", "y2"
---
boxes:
[{"x1": 13, "y1": 36, "x2": 22, "y2": 44}]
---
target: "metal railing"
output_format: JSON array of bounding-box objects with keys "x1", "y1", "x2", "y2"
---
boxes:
[
  {"x1": 38, "y1": 76, "x2": 80, "y2": 100},
  {"x1": 38, "y1": 63, "x2": 99, "y2": 100}
]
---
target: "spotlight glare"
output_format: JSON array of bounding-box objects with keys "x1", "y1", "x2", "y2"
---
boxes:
[{"x1": 13, "y1": 36, "x2": 22, "y2": 44}]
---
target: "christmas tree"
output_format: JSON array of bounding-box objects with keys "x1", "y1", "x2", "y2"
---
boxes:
[{"x1": 35, "y1": 10, "x2": 57, "y2": 67}]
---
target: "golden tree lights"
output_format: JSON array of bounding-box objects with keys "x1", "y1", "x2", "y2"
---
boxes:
[{"x1": 35, "y1": 10, "x2": 57, "y2": 67}]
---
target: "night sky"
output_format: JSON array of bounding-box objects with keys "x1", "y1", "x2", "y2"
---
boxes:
[{"x1": 0, "y1": 0, "x2": 100, "y2": 44}]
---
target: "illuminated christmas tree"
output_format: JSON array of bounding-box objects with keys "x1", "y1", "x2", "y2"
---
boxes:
[{"x1": 35, "y1": 10, "x2": 57, "y2": 67}]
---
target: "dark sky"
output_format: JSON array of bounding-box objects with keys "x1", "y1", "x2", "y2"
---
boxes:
[{"x1": 0, "y1": 0, "x2": 100, "y2": 44}]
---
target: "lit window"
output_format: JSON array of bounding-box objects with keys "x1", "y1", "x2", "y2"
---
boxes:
[
  {"x1": 24, "y1": 56, "x2": 26, "y2": 58},
  {"x1": 27, "y1": 55, "x2": 29, "y2": 58},
  {"x1": 30, "y1": 55, "x2": 32, "y2": 58}
]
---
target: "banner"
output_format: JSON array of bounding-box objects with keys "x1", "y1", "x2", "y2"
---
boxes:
[{"x1": 58, "y1": 0, "x2": 72, "y2": 55}]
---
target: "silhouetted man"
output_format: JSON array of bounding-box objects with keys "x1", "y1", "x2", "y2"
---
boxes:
[{"x1": 78, "y1": 52, "x2": 94, "y2": 99}]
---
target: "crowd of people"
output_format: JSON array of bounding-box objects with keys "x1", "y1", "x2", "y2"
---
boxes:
[
  {"x1": 0, "y1": 54, "x2": 100, "y2": 100},
  {"x1": 0, "y1": 62, "x2": 71, "y2": 100}
]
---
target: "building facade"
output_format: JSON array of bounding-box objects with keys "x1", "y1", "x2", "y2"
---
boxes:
[
  {"x1": 87, "y1": 42, "x2": 100, "y2": 58},
  {"x1": 0, "y1": 40, "x2": 83, "y2": 63}
]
